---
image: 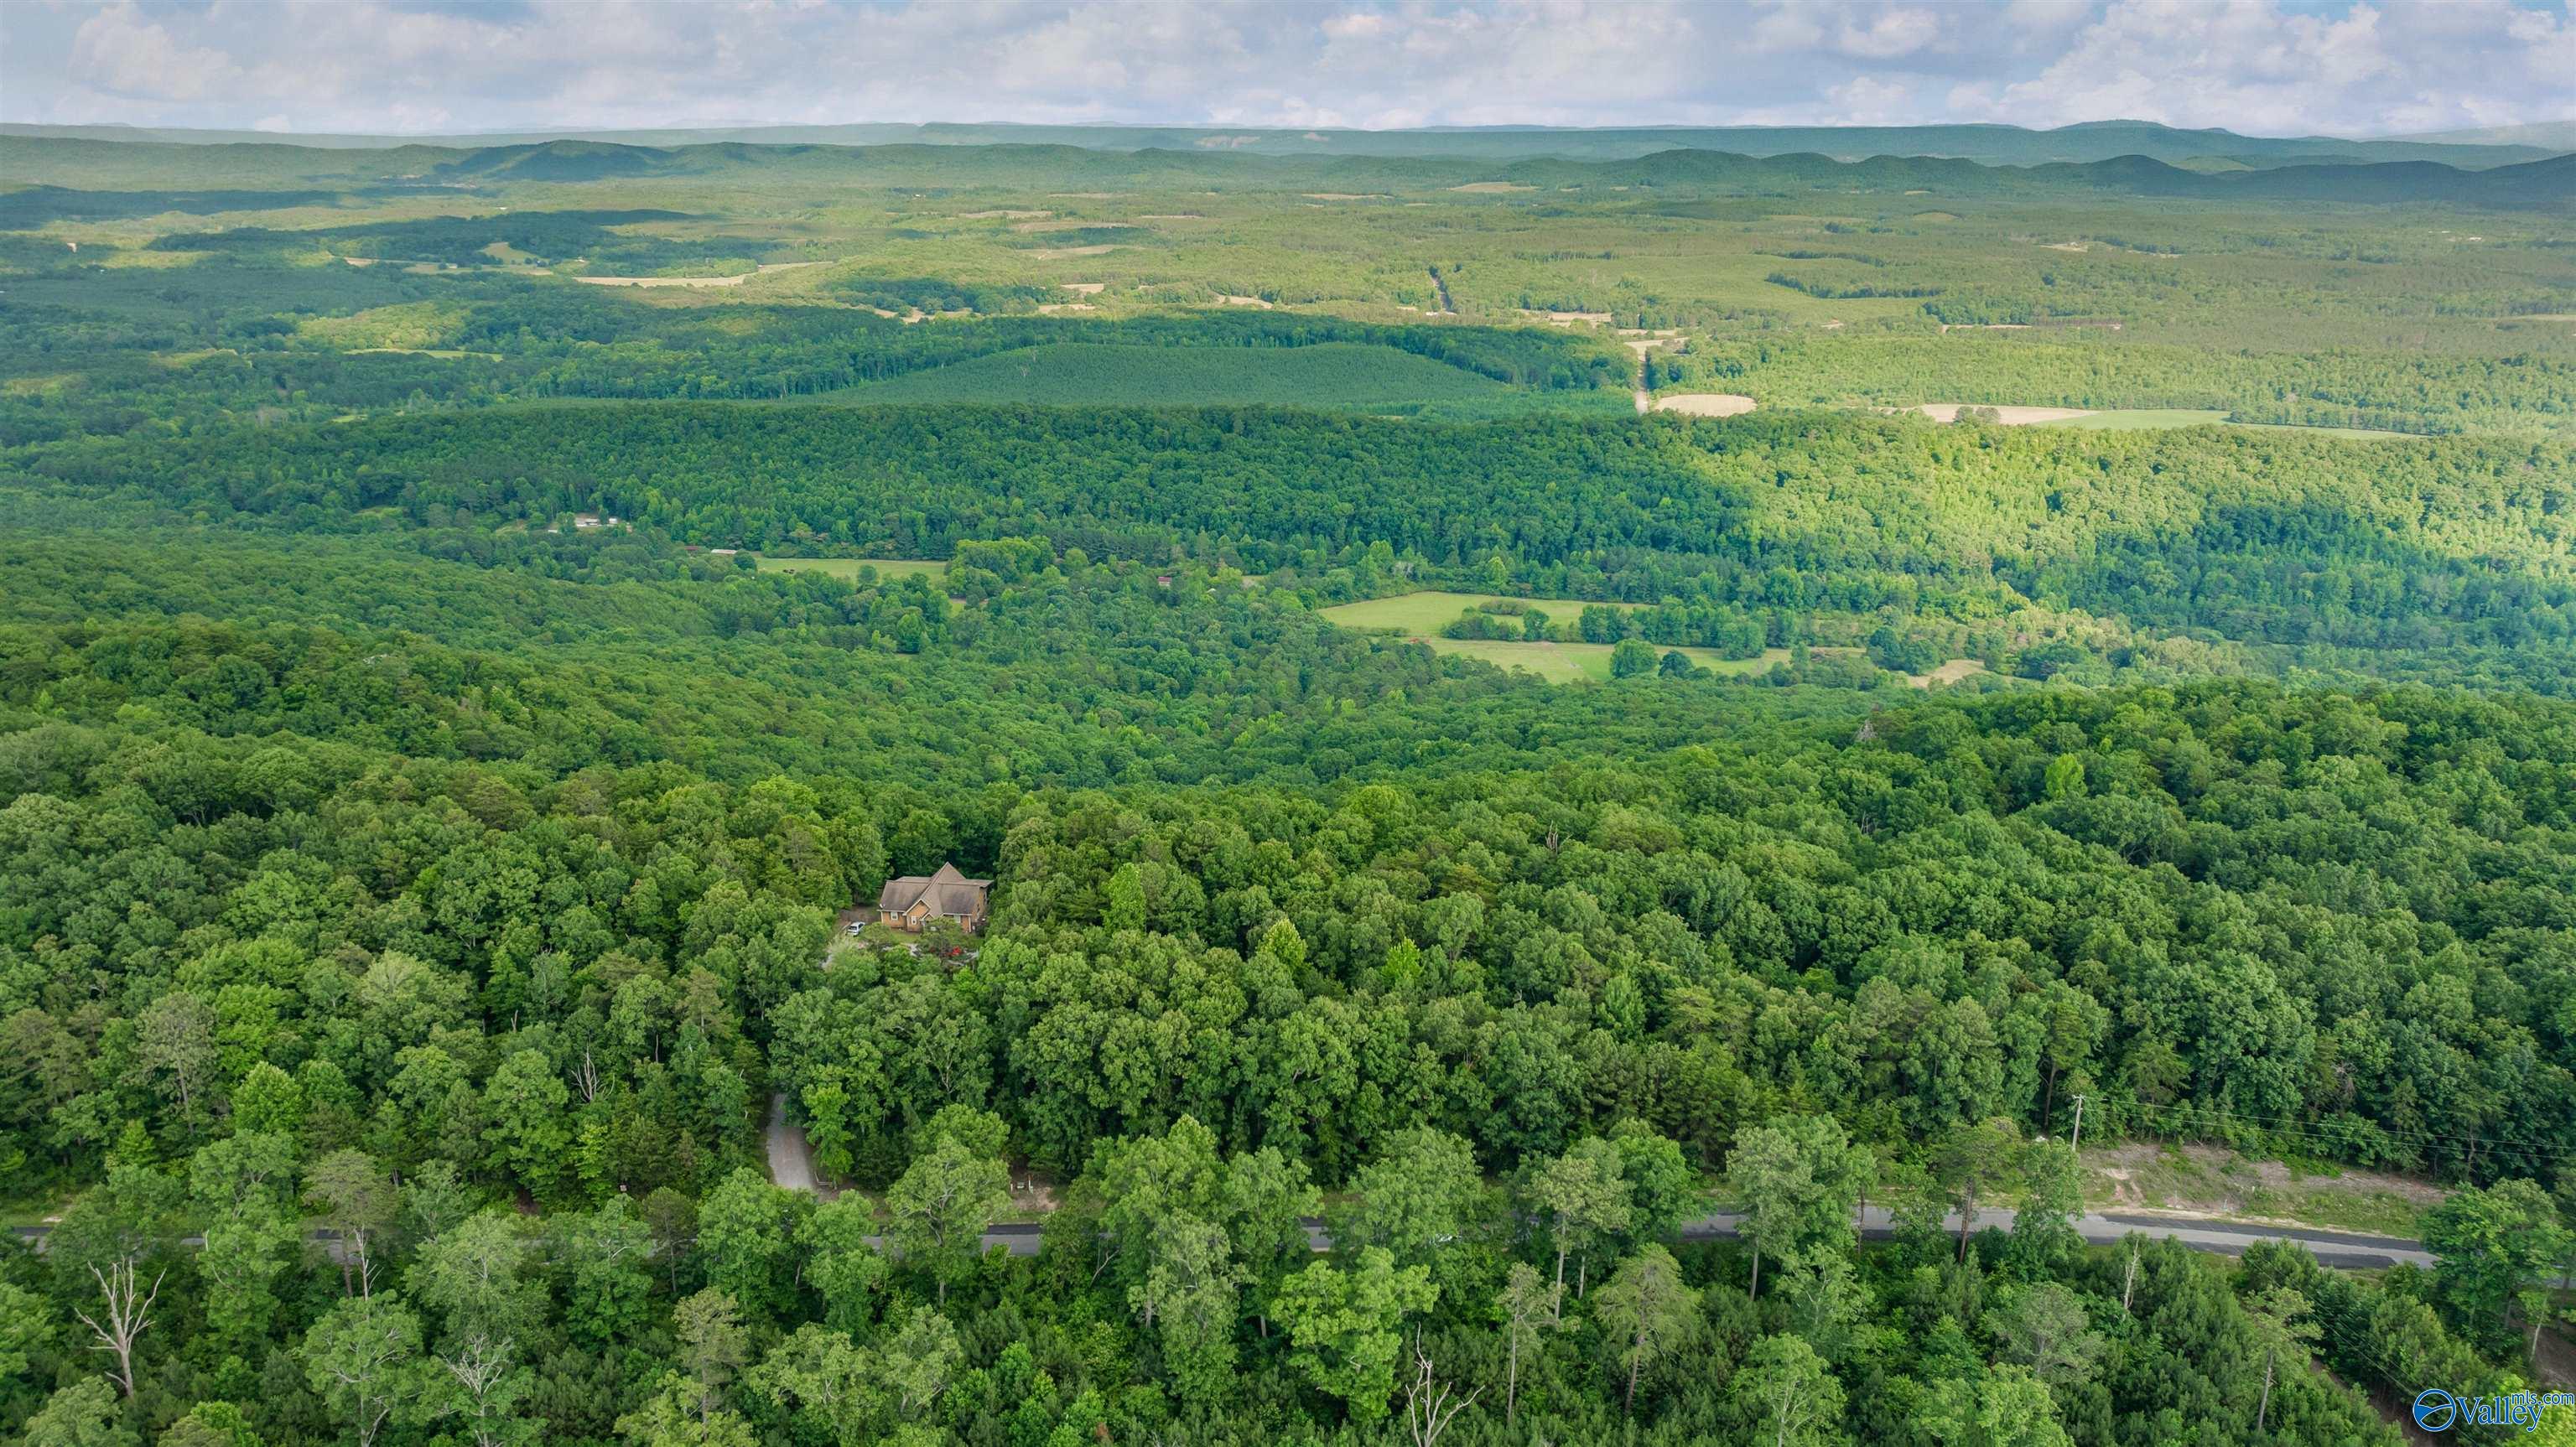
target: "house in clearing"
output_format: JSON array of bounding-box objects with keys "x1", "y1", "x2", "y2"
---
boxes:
[{"x1": 875, "y1": 863, "x2": 991, "y2": 932}]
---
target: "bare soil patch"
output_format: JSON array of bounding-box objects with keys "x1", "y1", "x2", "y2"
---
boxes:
[
  {"x1": 1217, "y1": 293, "x2": 1274, "y2": 309},
  {"x1": 2088, "y1": 1142, "x2": 2441, "y2": 1235},
  {"x1": 1913, "y1": 403, "x2": 2093, "y2": 424},
  {"x1": 1654, "y1": 393, "x2": 1758, "y2": 418},
  {"x1": 1036, "y1": 303, "x2": 1097, "y2": 314},
  {"x1": 1450, "y1": 181, "x2": 1536, "y2": 193},
  {"x1": 1911, "y1": 659, "x2": 1987, "y2": 688},
  {"x1": 960, "y1": 209, "x2": 1052, "y2": 220},
  {"x1": 1060, "y1": 283, "x2": 1106, "y2": 295},
  {"x1": 1520, "y1": 309, "x2": 1610, "y2": 325},
  {"x1": 1012, "y1": 219, "x2": 1135, "y2": 234}
]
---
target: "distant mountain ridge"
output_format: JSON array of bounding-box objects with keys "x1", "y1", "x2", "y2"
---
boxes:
[
  {"x1": 3, "y1": 134, "x2": 2566, "y2": 210},
  {"x1": 1, "y1": 117, "x2": 2562, "y2": 169}
]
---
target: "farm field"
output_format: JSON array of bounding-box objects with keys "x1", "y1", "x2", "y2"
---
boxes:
[
  {"x1": 1315, "y1": 590, "x2": 1633, "y2": 632},
  {"x1": 1416, "y1": 636, "x2": 1793, "y2": 682}
]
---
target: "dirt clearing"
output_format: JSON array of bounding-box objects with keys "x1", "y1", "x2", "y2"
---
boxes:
[
  {"x1": 2088, "y1": 1142, "x2": 2440, "y2": 1237},
  {"x1": 1450, "y1": 182, "x2": 1535, "y2": 193},
  {"x1": 960, "y1": 209, "x2": 1051, "y2": 220},
  {"x1": 1217, "y1": 293, "x2": 1274, "y2": 308},
  {"x1": 1654, "y1": 393, "x2": 1758, "y2": 418},
  {"x1": 1060, "y1": 283, "x2": 1105, "y2": 295},
  {"x1": 1913, "y1": 403, "x2": 2094, "y2": 424},
  {"x1": 1910, "y1": 659, "x2": 1987, "y2": 687}
]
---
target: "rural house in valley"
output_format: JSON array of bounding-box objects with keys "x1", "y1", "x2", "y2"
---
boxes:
[{"x1": 875, "y1": 862, "x2": 991, "y2": 932}]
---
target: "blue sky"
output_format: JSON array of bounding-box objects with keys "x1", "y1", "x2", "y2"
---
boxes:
[{"x1": 3, "y1": 1, "x2": 2568, "y2": 138}]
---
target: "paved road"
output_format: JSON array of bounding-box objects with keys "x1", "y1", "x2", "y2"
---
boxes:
[
  {"x1": 15, "y1": 1195, "x2": 2426, "y2": 1273},
  {"x1": 947, "y1": 1205, "x2": 2428, "y2": 1269},
  {"x1": 766, "y1": 1092, "x2": 818, "y2": 1193}
]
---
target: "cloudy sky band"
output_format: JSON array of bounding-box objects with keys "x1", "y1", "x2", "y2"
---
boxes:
[{"x1": 3, "y1": 0, "x2": 2569, "y2": 139}]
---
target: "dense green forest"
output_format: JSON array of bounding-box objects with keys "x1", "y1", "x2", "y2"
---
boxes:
[
  {"x1": 7, "y1": 127, "x2": 2576, "y2": 1446},
  {"x1": 20, "y1": 403, "x2": 2576, "y2": 691}
]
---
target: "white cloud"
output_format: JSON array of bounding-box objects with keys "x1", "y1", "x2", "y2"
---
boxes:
[
  {"x1": 1960, "y1": 0, "x2": 2573, "y2": 135},
  {"x1": 1, "y1": 0, "x2": 2566, "y2": 138},
  {"x1": 1834, "y1": 8, "x2": 1942, "y2": 61}
]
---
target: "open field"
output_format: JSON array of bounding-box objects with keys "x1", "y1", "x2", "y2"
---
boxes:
[
  {"x1": 2038, "y1": 407, "x2": 2418, "y2": 438},
  {"x1": 573, "y1": 261, "x2": 822, "y2": 288},
  {"x1": 1912, "y1": 658, "x2": 1988, "y2": 687},
  {"x1": 1653, "y1": 392, "x2": 1759, "y2": 418},
  {"x1": 2086, "y1": 1143, "x2": 2443, "y2": 1238},
  {"x1": 1418, "y1": 637, "x2": 1794, "y2": 683},
  {"x1": 1914, "y1": 402, "x2": 2097, "y2": 424},
  {"x1": 2042, "y1": 407, "x2": 2232, "y2": 429},
  {"x1": 751, "y1": 556, "x2": 947, "y2": 579},
  {"x1": 1317, "y1": 591, "x2": 1637, "y2": 632}
]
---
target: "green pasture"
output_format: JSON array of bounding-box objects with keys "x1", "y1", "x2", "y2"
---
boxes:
[
  {"x1": 1318, "y1": 591, "x2": 1644, "y2": 633},
  {"x1": 1416, "y1": 638, "x2": 1794, "y2": 683},
  {"x1": 2044, "y1": 408, "x2": 2419, "y2": 439},
  {"x1": 752, "y1": 556, "x2": 948, "y2": 579}
]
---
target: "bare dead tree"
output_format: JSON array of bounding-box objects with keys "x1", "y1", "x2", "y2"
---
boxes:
[
  {"x1": 436, "y1": 1333, "x2": 520, "y2": 1447},
  {"x1": 570, "y1": 1050, "x2": 601, "y2": 1104},
  {"x1": 74, "y1": 1258, "x2": 165, "y2": 1398},
  {"x1": 1402, "y1": 1332, "x2": 1483, "y2": 1447}
]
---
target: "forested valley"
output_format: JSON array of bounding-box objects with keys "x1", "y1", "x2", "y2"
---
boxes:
[{"x1": 5, "y1": 122, "x2": 2576, "y2": 1447}]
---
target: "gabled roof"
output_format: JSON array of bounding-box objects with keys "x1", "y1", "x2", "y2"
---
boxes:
[{"x1": 876, "y1": 861, "x2": 992, "y2": 917}]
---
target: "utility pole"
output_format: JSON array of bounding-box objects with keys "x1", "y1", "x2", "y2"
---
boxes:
[{"x1": 2068, "y1": 1095, "x2": 2087, "y2": 1154}]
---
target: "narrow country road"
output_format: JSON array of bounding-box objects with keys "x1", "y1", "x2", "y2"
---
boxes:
[
  {"x1": 944, "y1": 1203, "x2": 2430, "y2": 1269},
  {"x1": 10, "y1": 1200, "x2": 2426, "y2": 1271},
  {"x1": 766, "y1": 1091, "x2": 818, "y2": 1193}
]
